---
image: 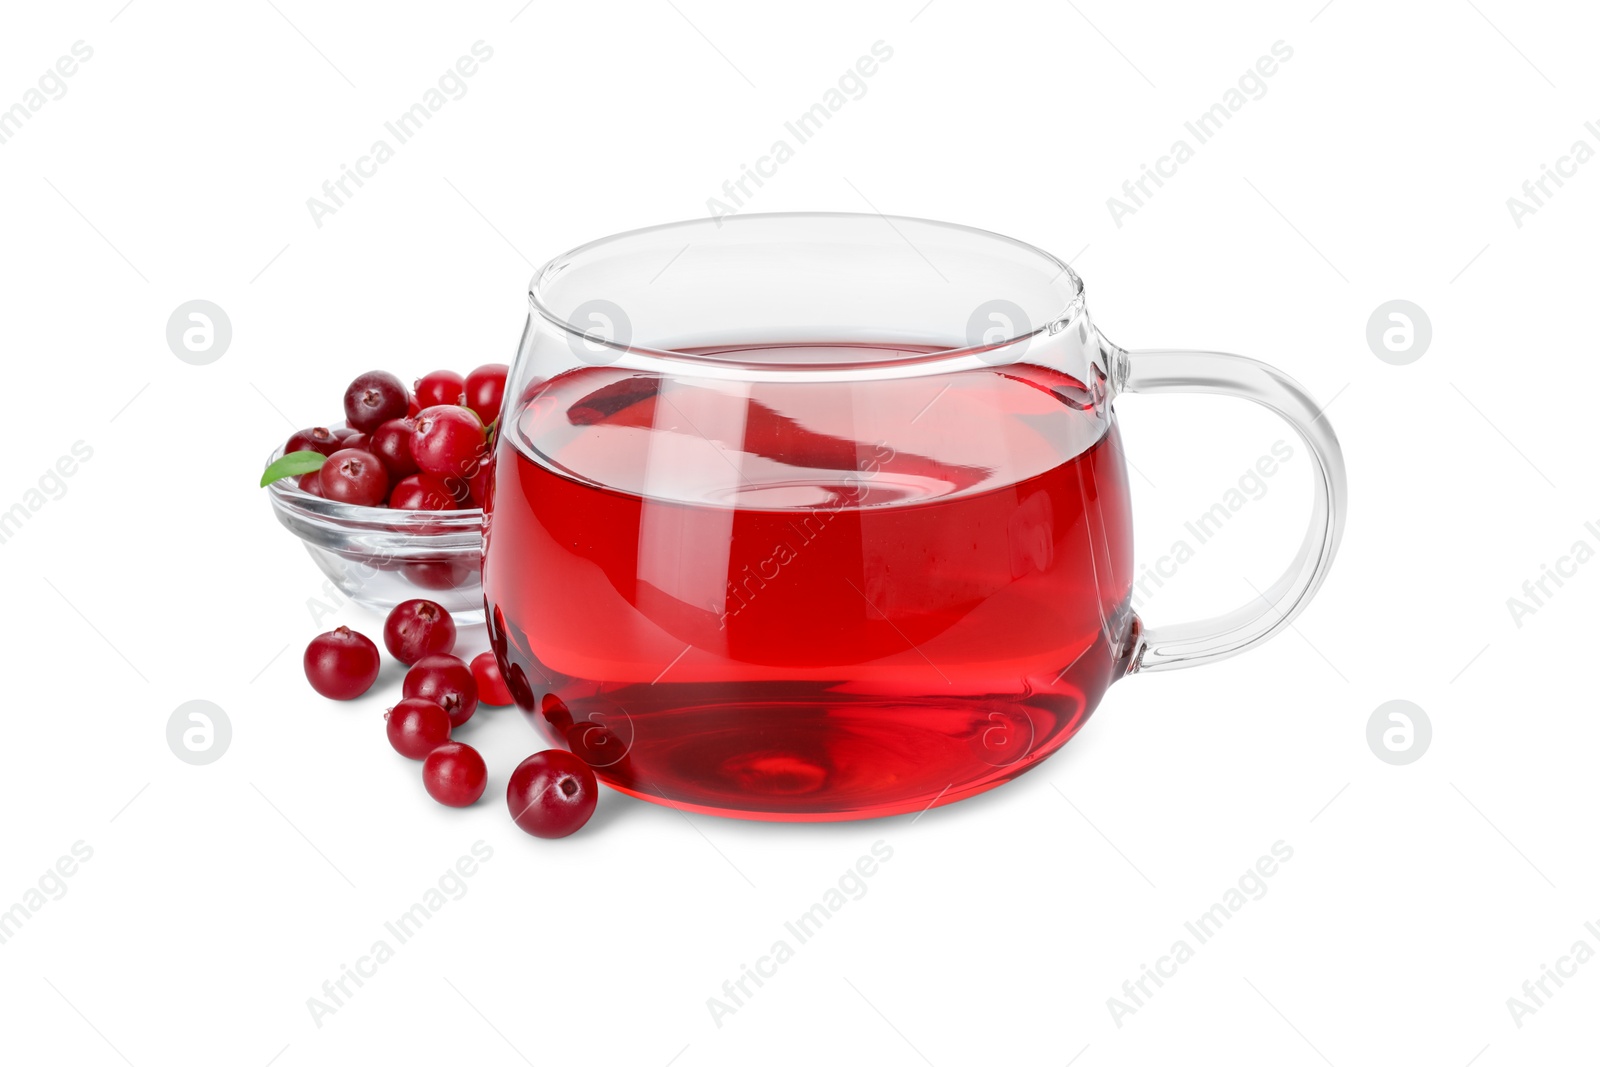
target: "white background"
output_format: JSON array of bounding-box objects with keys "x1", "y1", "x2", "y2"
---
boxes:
[{"x1": 1, "y1": 1, "x2": 1595, "y2": 1064}]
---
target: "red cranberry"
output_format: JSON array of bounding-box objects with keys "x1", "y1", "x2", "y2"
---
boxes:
[
  {"x1": 343, "y1": 371, "x2": 409, "y2": 433},
  {"x1": 403, "y1": 653, "x2": 478, "y2": 728},
  {"x1": 541, "y1": 693, "x2": 573, "y2": 733},
  {"x1": 406, "y1": 392, "x2": 420, "y2": 417},
  {"x1": 411, "y1": 405, "x2": 486, "y2": 480},
  {"x1": 285, "y1": 427, "x2": 340, "y2": 457},
  {"x1": 386, "y1": 697, "x2": 453, "y2": 759},
  {"x1": 403, "y1": 560, "x2": 476, "y2": 590},
  {"x1": 423, "y1": 742, "x2": 487, "y2": 807},
  {"x1": 342, "y1": 432, "x2": 370, "y2": 451},
  {"x1": 303, "y1": 626, "x2": 380, "y2": 699},
  {"x1": 471, "y1": 652, "x2": 514, "y2": 706},
  {"x1": 317, "y1": 448, "x2": 389, "y2": 506},
  {"x1": 389, "y1": 473, "x2": 457, "y2": 510},
  {"x1": 435, "y1": 448, "x2": 490, "y2": 507},
  {"x1": 370, "y1": 417, "x2": 420, "y2": 479},
  {"x1": 332, "y1": 427, "x2": 359, "y2": 441},
  {"x1": 505, "y1": 661, "x2": 536, "y2": 710},
  {"x1": 464, "y1": 364, "x2": 509, "y2": 424},
  {"x1": 297, "y1": 471, "x2": 324, "y2": 496},
  {"x1": 415, "y1": 370, "x2": 466, "y2": 409},
  {"x1": 383, "y1": 599, "x2": 456, "y2": 665},
  {"x1": 464, "y1": 456, "x2": 493, "y2": 507},
  {"x1": 506, "y1": 750, "x2": 597, "y2": 838}
]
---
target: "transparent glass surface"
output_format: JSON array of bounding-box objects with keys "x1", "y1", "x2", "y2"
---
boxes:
[
  {"x1": 481, "y1": 214, "x2": 1345, "y2": 821},
  {"x1": 266, "y1": 444, "x2": 484, "y2": 617}
]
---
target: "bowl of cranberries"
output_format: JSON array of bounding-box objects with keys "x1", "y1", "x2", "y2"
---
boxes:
[{"x1": 262, "y1": 366, "x2": 507, "y2": 615}]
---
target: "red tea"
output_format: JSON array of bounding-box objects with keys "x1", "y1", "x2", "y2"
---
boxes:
[{"x1": 482, "y1": 345, "x2": 1137, "y2": 820}]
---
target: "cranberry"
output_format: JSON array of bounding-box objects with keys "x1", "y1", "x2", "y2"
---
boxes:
[
  {"x1": 540, "y1": 693, "x2": 573, "y2": 732},
  {"x1": 423, "y1": 742, "x2": 487, "y2": 807},
  {"x1": 415, "y1": 370, "x2": 466, "y2": 409},
  {"x1": 406, "y1": 392, "x2": 420, "y2": 417},
  {"x1": 471, "y1": 652, "x2": 514, "y2": 706},
  {"x1": 464, "y1": 456, "x2": 493, "y2": 507},
  {"x1": 506, "y1": 750, "x2": 597, "y2": 838},
  {"x1": 285, "y1": 426, "x2": 339, "y2": 457},
  {"x1": 317, "y1": 448, "x2": 389, "y2": 506},
  {"x1": 332, "y1": 427, "x2": 359, "y2": 441},
  {"x1": 383, "y1": 599, "x2": 456, "y2": 665},
  {"x1": 389, "y1": 473, "x2": 458, "y2": 510},
  {"x1": 569, "y1": 716, "x2": 631, "y2": 768},
  {"x1": 297, "y1": 471, "x2": 324, "y2": 496},
  {"x1": 303, "y1": 626, "x2": 380, "y2": 699},
  {"x1": 411, "y1": 405, "x2": 486, "y2": 480},
  {"x1": 464, "y1": 364, "x2": 509, "y2": 424},
  {"x1": 342, "y1": 432, "x2": 370, "y2": 451},
  {"x1": 386, "y1": 697, "x2": 453, "y2": 759},
  {"x1": 440, "y1": 470, "x2": 473, "y2": 506},
  {"x1": 505, "y1": 661, "x2": 536, "y2": 710},
  {"x1": 343, "y1": 370, "x2": 409, "y2": 433},
  {"x1": 434, "y1": 448, "x2": 490, "y2": 507},
  {"x1": 370, "y1": 417, "x2": 420, "y2": 479},
  {"x1": 403, "y1": 653, "x2": 478, "y2": 727},
  {"x1": 403, "y1": 560, "x2": 477, "y2": 590}
]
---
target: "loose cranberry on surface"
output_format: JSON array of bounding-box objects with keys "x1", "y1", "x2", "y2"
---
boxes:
[
  {"x1": 343, "y1": 370, "x2": 409, "y2": 433},
  {"x1": 403, "y1": 653, "x2": 478, "y2": 727},
  {"x1": 303, "y1": 626, "x2": 380, "y2": 699},
  {"x1": 389, "y1": 473, "x2": 458, "y2": 511},
  {"x1": 471, "y1": 652, "x2": 514, "y2": 706},
  {"x1": 415, "y1": 370, "x2": 466, "y2": 409},
  {"x1": 370, "y1": 417, "x2": 420, "y2": 480},
  {"x1": 285, "y1": 427, "x2": 340, "y2": 457},
  {"x1": 383, "y1": 599, "x2": 456, "y2": 665},
  {"x1": 423, "y1": 742, "x2": 487, "y2": 807},
  {"x1": 386, "y1": 697, "x2": 453, "y2": 759},
  {"x1": 317, "y1": 448, "x2": 389, "y2": 506},
  {"x1": 463, "y1": 364, "x2": 509, "y2": 424},
  {"x1": 506, "y1": 750, "x2": 597, "y2": 838},
  {"x1": 411, "y1": 405, "x2": 486, "y2": 480}
]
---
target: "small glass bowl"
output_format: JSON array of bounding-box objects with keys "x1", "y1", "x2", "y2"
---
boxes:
[{"x1": 264, "y1": 446, "x2": 484, "y2": 616}]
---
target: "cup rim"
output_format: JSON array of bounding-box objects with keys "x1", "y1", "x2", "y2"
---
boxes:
[{"x1": 527, "y1": 211, "x2": 1085, "y2": 369}]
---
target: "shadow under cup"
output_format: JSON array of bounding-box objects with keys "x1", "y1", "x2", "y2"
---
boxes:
[{"x1": 483, "y1": 214, "x2": 1141, "y2": 821}]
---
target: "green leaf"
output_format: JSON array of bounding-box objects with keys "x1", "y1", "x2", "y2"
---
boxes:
[{"x1": 260, "y1": 450, "x2": 327, "y2": 487}]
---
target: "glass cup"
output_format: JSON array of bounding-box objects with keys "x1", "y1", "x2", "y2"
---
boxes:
[{"x1": 482, "y1": 213, "x2": 1346, "y2": 822}]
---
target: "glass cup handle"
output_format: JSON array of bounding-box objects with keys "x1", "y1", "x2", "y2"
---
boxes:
[{"x1": 1117, "y1": 349, "x2": 1347, "y2": 673}]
